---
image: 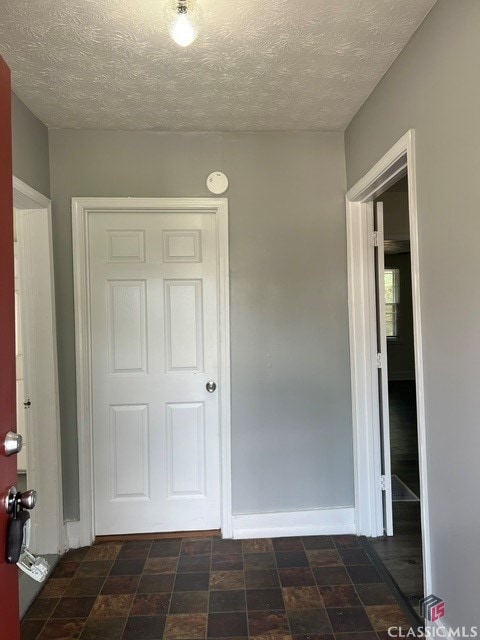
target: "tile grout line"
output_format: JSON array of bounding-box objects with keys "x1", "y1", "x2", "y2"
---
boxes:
[
  {"x1": 274, "y1": 537, "x2": 294, "y2": 640},
  {"x1": 119, "y1": 538, "x2": 153, "y2": 638},
  {"x1": 80, "y1": 541, "x2": 121, "y2": 635},
  {"x1": 205, "y1": 536, "x2": 213, "y2": 640},
  {"x1": 302, "y1": 535, "x2": 336, "y2": 638},
  {"x1": 165, "y1": 536, "x2": 213, "y2": 639},
  {"x1": 333, "y1": 537, "x2": 375, "y2": 636},
  {"x1": 240, "y1": 535, "x2": 248, "y2": 640},
  {"x1": 163, "y1": 539, "x2": 179, "y2": 636},
  {"x1": 70, "y1": 543, "x2": 117, "y2": 638},
  {"x1": 31, "y1": 549, "x2": 88, "y2": 639}
]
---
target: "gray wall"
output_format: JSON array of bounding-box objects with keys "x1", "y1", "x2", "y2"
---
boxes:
[
  {"x1": 382, "y1": 192, "x2": 410, "y2": 237},
  {"x1": 12, "y1": 92, "x2": 50, "y2": 197},
  {"x1": 345, "y1": 0, "x2": 480, "y2": 627},
  {"x1": 48, "y1": 130, "x2": 354, "y2": 521}
]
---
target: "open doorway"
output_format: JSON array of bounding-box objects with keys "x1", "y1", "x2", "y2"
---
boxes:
[
  {"x1": 370, "y1": 177, "x2": 423, "y2": 614},
  {"x1": 345, "y1": 130, "x2": 431, "y2": 622}
]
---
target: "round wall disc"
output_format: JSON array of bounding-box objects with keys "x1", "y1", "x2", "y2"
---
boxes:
[{"x1": 207, "y1": 172, "x2": 229, "y2": 194}]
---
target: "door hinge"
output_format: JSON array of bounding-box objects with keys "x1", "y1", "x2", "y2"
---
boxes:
[
  {"x1": 376, "y1": 353, "x2": 382, "y2": 368},
  {"x1": 373, "y1": 231, "x2": 379, "y2": 247},
  {"x1": 380, "y1": 475, "x2": 387, "y2": 491}
]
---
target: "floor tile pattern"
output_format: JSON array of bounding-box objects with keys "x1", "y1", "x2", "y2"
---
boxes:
[{"x1": 21, "y1": 535, "x2": 414, "y2": 640}]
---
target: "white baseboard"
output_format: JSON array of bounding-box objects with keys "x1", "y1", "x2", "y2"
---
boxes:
[
  {"x1": 66, "y1": 520, "x2": 94, "y2": 549},
  {"x1": 231, "y1": 507, "x2": 355, "y2": 539},
  {"x1": 66, "y1": 507, "x2": 355, "y2": 548},
  {"x1": 66, "y1": 522, "x2": 81, "y2": 549}
]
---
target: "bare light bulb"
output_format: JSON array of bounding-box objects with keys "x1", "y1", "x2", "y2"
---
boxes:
[
  {"x1": 171, "y1": 13, "x2": 197, "y2": 47},
  {"x1": 164, "y1": 0, "x2": 202, "y2": 47}
]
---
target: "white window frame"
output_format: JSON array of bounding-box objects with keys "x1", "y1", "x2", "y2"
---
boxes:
[{"x1": 385, "y1": 267, "x2": 400, "y2": 340}]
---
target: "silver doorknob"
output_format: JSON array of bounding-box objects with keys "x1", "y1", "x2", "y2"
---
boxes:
[
  {"x1": 206, "y1": 381, "x2": 217, "y2": 393},
  {"x1": 4, "y1": 431, "x2": 23, "y2": 457},
  {"x1": 5, "y1": 487, "x2": 37, "y2": 514},
  {"x1": 20, "y1": 490, "x2": 37, "y2": 510}
]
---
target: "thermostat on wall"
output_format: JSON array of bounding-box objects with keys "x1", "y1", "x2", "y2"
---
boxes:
[{"x1": 207, "y1": 172, "x2": 229, "y2": 195}]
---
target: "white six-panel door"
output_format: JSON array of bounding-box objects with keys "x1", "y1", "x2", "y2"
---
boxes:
[{"x1": 88, "y1": 211, "x2": 221, "y2": 535}]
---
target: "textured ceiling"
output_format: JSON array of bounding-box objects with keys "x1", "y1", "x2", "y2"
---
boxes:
[{"x1": 0, "y1": 0, "x2": 436, "y2": 131}]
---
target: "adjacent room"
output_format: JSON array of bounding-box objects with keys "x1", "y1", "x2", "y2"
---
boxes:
[{"x1": 369, "y1": 178, "x2": 423, "y2": 614}]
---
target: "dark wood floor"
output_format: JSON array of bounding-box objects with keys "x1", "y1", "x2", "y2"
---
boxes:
[
  {"x1": 370, "y1": 381, "x2": 423, "y2": 614},
  {"x1": 389, "y1": 381, "x2": 419, "y2": 497}
]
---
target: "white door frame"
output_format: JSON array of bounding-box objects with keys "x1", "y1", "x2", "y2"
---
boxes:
[
  {"x1": 13, "y1": 176, "x2": 65, "y2": 555},
  {"x1": 71, "y1": 197, "x2": 232, "y2": 547},
  {"x1": 346, "y1": 130, "x2": 431, "y2": 595}
]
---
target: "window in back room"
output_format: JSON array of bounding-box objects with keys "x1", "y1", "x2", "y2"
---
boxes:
[{"x1": 385, "y1": 268, "x2": 400, "y2": 339}]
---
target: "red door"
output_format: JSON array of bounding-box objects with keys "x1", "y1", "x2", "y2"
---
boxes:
[{"x1": 0, "y1": 56, "x2": 19, "y2": 640}]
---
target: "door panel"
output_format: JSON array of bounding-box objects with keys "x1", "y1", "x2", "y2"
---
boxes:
[
  {"x1": 107, "y1": 280, "x2": 147, "y2": 373},
  {"x1": 374, "y1": 202, "x2": 393, "y2": 536},
  {"x1": 110, "y1": 404, "x2": 149, "y2": 500},
  {"x1": 0, "y1": 56, "x2": 20, "y2": 640},
  {"x1": 90, "y1": 212, "x2": 221, "y2": 535},
  {"x1": 166, "y1": 402, "x2": 206, "y2": 497},
  {"x1": 164, "y1": 279, "x2": 204, "y2": 371}
]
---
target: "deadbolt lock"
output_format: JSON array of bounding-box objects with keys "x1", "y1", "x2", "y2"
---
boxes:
[{"x1": 4, "y1": 431, "x2": 23, "y2": 457}]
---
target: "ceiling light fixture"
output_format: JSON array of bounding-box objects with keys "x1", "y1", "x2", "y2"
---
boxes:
[{"x1": 164, "y1": 0, "x2": 202, "y2": 47}]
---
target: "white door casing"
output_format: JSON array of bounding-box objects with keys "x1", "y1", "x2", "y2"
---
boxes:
[
  {"x1": 374, "y1": 202, "x2": 393, "y2": 536},
  {"x1": 72, "y1": 198, "x2": 231, "y2": 544},
  {"x1": 13, "y1": 178, "x2": 64, "y2": 555}
]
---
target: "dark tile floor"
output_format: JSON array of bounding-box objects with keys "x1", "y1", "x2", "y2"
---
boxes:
[{"x1": 21, "y1": 535, "x2": 414, "y2": 640}]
